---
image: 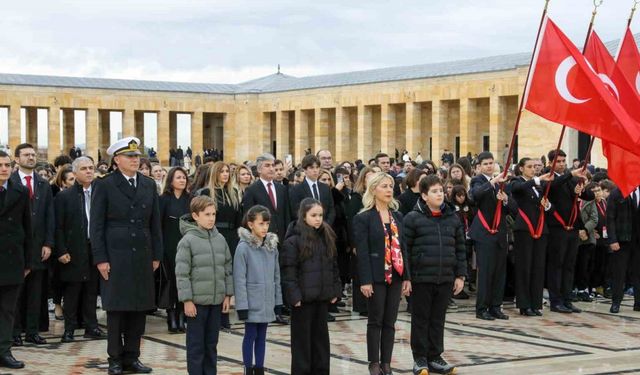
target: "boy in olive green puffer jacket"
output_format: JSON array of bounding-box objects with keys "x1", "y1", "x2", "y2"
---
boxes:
[{"x1": 175, "y1": 196, "x2": 234, "y2": 375}]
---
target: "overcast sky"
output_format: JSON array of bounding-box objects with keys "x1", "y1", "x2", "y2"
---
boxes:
[{"x1": 0, "y1": 0, "x2": 637, "y2": 149}]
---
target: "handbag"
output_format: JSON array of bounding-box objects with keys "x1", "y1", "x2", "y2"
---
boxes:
[{"x1": 155, "y1": 263, "x2": 172, "y2": 309}]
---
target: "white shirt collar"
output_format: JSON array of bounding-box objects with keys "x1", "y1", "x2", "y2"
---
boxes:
[
  {"x1": 305, "y1": 177, "x2": 318, "y2": 191},
  {"x1": 120, "y1": 171, "x2": 137, "y2": 184},
  {"x1": 259, "y1": 177, "x2": 273, "y2": 189},
  {"x1": 1, "y1": 181, "x2": 7, "y2": 190},
  {"x1": 18, "y1": 169, "x2": 34, "y2": 181}
]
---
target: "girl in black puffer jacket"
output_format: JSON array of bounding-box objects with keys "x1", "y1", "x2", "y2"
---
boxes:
[
  {"x1": 281, "y1": 198, "x2": 342, "y2": 375},
  {"x1": 403, "y1": 175, "x2": 467, "y2": 375}
]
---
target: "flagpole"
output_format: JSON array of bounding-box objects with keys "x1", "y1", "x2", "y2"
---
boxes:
[
  {"x1": 629, "y1": 0, "x2": 639, "y2": 28},
  {"x1": 499, "y1": 0, "x2": 551, "y2": 182},
  {"x1": 542, "y1": 0, "x2": 602, "y2": 197}
]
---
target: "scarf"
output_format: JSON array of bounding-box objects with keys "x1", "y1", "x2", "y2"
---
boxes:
[{"x1": 381, "y1": 211, "x2": 404, "y2": 284}]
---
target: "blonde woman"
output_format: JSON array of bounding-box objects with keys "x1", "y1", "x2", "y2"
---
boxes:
[
  {"x1": 234, "y1": 164, "x2": 254, "y2": 199},
  {"x1": 353, "y1": 172, "x2": 411, "y2": 375}
]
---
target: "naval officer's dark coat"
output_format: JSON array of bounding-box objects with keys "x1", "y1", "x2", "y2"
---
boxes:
[{"x1": 90, "y1": 171, "x2": 163, "y2": 311}]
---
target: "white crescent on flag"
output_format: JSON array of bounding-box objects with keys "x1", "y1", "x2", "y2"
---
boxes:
[
  {"x1": 597, "y1": 73, "x2": 620, "y2": 101},
  {"x1": 636, "y1": 71, "x2": 640, "y2": 96},
  {"x1": 555, "y1": 56, "x2": 590, "y2": 104}
]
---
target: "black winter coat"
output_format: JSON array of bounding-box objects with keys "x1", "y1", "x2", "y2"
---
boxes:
[
  {"x1": 54, "y1": 183, "x2": 93, "y2": 282},
  {"x1": 0, "y1": 179, "x2": 32, "y2": 286},
  {"x1": 403, "y1": 200, "x2": 467, "y2": 284},
  {"x1": 606, "y1": 188, "x2": 640, "y2": 244},
  {"x1": 281, "y1": 222, "x2": 342, "y2": 305},
  {"x1": 90, "y1": 171, "x2": 163, "y2": 311}
]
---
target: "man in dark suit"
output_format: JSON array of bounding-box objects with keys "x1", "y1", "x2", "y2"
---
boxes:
[
  {"x1": 55, "y1": 156, "x2": 105, "y2": 343},
  {"x1": 91, "y1": 137, "x2": 162, "y2": 375},
  {"x1": 469, "y1": 152, "x2": 513, "y2": 321},
  {"x1": 11, "y1": 143, "x2": 54, "y2": 346},
  {"x1": 0, "y1": 150, "x2": 32, "y2": 370},
  {"x1": 606, "y1": 186, "x2": 640, "y2": 313},
  {"x1": 289, "y1": 154, "x2": 335, "y2": 224},
  {"x1": 242, "y1": 153, "x2": 290, "y2": 324},
  {"x1": 545, "y1": 149, "x2": 589, "y2": 314}
]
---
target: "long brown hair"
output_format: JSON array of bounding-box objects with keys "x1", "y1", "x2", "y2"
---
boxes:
[
  {"x1": 353, "y1": 166, "x2": 377, "y2": 194},
  {"x1": 162, "y1": 167, "x2": 189, "y2": 196},
  {"x1": 208, "y1": 161, "x2": 239, "y2": 208},
  {"x1": 296, "y1": 198, "x2": 336, "y2": 261},
  {"x1": 190, "y1": 164, "x2": 211, "y2": 192}
]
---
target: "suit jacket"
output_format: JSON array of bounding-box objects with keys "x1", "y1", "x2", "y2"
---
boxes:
[
  {"x1": 546, "y1": 171, "x2": 594, "y2": 230},
  {"x1": 606, "y1": 188, "x2": 640, "y2": 245},
  {"x1": 469, "y1": 174, "x2": 514, "y2": 247},
  {"x1": 509, "y1": 176, "x2": 550, "y2": 235},
  {"x1": 289, "y1": 179, "x2": 335, "y2": 225},
  {"x1": 353, "y1": 208, "x2": 410, "y2": 285},
  {"x1": 54, "y1": 182, "x2": 93, "y2": 283},
  {"x1": 10, "y1": 171, "x2": 55, "y2": 270},
  {"x1": 241, "y1": 179, "x2": 290, "y2": 243},
  {"x1": 0, "y1": 179, "x2": 33, "y2": 286},
  {"x1": 90, "y1": 171, "x2": 163, "y2": 311}
]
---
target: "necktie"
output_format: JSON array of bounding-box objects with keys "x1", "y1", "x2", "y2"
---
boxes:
[
  {"x1": 84, "y1": 190, "x2": 91, "y2": 239},
  {"x1": 129, "y1": 178, "x2": 136, "y2": 189},
  {"x1": 312, "y1": 183, "x2": 319, "y2": 200},
  {"x1": 267, "y1": 182, "x2": 277, "y2": 209},
  {"x1": 24, "y1": 175, "x2": 34, "y2": 199}
]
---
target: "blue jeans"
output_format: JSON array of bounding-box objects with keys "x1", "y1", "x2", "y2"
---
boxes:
[
  {"x1": 186, "y1": 304, "x2": 222, "y2": 375},
  {"x1": 242, "y1": 322, "x2": 268, "y2": 368}
]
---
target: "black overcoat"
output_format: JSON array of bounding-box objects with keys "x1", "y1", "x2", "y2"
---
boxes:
[{"x1": 0, "y1": 179, "x2": 33, "y2": 286}]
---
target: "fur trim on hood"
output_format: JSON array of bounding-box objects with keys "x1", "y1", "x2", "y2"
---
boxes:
[{"x1": 237, "y1": 227, "x2": 279, "y2": 252}]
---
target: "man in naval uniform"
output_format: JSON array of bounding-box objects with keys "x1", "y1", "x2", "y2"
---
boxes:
[{"x1": 91, "y1": 137, "x2": 162, "y2": 375}]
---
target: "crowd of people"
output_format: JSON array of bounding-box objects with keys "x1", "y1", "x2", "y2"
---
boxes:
[{"x1": 0, "y1": 137, "x2": 638, "y2": 375}]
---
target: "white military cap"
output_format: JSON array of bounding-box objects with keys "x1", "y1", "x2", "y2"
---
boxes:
[{"x1": 107, "y1": 136, "x2": 142, "y2": 156}]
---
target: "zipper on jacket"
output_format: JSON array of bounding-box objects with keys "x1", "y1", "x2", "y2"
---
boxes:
[
  {"x1": 209, "y1": 231, "x2": 217, "y2": 294},
  {"x1": 437, "y1": 222, "x2": 442, "y2": 284}
]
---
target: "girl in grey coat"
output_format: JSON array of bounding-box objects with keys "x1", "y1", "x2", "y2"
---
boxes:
[{"x1": 233, "y1": 205, "x2": 282, "y2": 375}]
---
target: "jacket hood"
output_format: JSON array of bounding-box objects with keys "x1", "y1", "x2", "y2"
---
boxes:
[
  {"x1": 413, "y1": 198, "x2": 455, "y2": 217},
  {"x1": 237, "y1": 226, "x2": 279, "y2": 252},
  {"x1": 179, "y1": 214, "x2": 220, "y2": 238}
]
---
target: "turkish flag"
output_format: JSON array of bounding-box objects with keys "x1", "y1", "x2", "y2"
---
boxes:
[
  {"x1": 584, "y1": 31, "x2": 640, "y2": 197},
  {"x1": 524, "y1": 17, "x2": 640, "y2": 155},
  {"x1": 616, "y1": 28, "x2": 640, "y2": 95}
]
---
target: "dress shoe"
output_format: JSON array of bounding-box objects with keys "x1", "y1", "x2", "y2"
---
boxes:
[
  {"x1": 0, "y1": 353, "x2": 25, "y2": 369},
  {"x1": 381, "y1": 362, "x2": 392, "y2": 375},
  {"x1": 610, "y1": 303, "x2": 620, "y2": 314},
  {"x1": 520, "y1": 308, "x2": 537, "y2": 317},
  {"x1": 550, "y1": 304, "x2": 572, "y2": 313},
  {"x1": 25, "y1": 333, "x2": 47, "y2": 345},
  {"x1": 274, "y1": 315, "x2": 289, "y2": 325},
  {"x1": 12, "y1": 335, "x2": 23, "y2": 347},
  {"x1": 123, "y1": 359, "x2": 152, "y2": 373},
  {"x1": 533, "y1": 309, "x2": 543, "y2": 316},
  {"x1": 84, "y1": 327, "x2": 105, "y2": 339},
  {"x1": 564, "y1": 302, "x2": 582, "y2": 313},
  {"x1": 61, "y1": 331, "x2": 75, "y2": 343},
  {"x1": 476, "y1": 310, "x2": 495, "y2": 320},
  {"x1": 327, "y1": 313, "x2": 336, "y2": 322},
  {"x1": 108, "y1": 359, "x2": 123, "y2": 375},
  {"x1": 254, "y1": 368, "x2": 265, "y2": 375},
  {"x1": 489, "y1": 308, "x2": 509, "y2": 320},
  {"x1": 577, "y1": 291, "x2": 593, "y2": 302}
]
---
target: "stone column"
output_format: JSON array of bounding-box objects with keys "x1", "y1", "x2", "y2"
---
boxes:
[
  {"x1": 380, "y1": 102, "x2": 392, "y2": 154},
  {"x1": 134, "y1": 111, "x2": 145, "y2": 150},
  {"x1": 459, "y1": 98, "x2": 477, "y2": 157},
  {"x1": 122, "y1": 109, "x2": 135, "y2": 138},
  {"x1": 405, "y1": 102, "x2": 419, "y2": 158},
  {"x1": 99, "y1": 110, "x2": 111, "y2": 159},
  {"x1": 157, "y1": 110, "x2": 170, "y2": 166},
  {"x1": 47, "y1": 107, "x2": 60, "y2": 162},
  {"x1": 431, "y1": 100, "x2": 445, "y2": 163},
  {"x1": 86, "y1": 108, "x2": 99, "y2": 161},
  {"x1": 62, "y1": 109, "x2": 75, "y2": 153},
  {"x1": 489, "y1": 96, "x2": 501, "y2": 157},
  {"x1": 275, "y1": 111, "x2": 290, "y2": 159},
  {"x1": 25, "y1": 108, "x2": 38, "y2": 147},
  {"x1": 356, "y1": 104, "x2": 371, "y2": 160},
  {"x1": 314, "y1": 108, "x2": 328, "y2": 153},
  {"x1": 294, "y1": 109, "x2": 308, "y2": 164},
  {"x1": 191, "y1": 111, "x2": 203, "y2": 159},
  {"x1": 9, "y1": 105, "x2": 21, "y2": 148},
  {"x1": 334, "y1": 107, "x2": 348, "y2": 161},
  {"x1": 169, "y1": 112, "x2": 178, "y2": 149}
]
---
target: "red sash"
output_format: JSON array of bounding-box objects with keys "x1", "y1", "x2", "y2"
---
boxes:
[
  {"x1": 553, "y1": 196, "x2": 579, "y2": 231},
  {"x1": 518, "y1": 206, "x2": 545, "y2": 239},
  {"x1": 477, "y1": 202, "x2": 502, "y2": 235}
]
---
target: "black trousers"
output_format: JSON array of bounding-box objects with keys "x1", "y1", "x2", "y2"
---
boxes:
[
  {"x1": 106, "y1": 311, "x2": 147, "y2": 363},
  {"x1": 591, "y1": 244, "x2": 609, "y2": 289},
  {"x1": 290, "y1": 301, "x2": 330, "y2": 375},
  {"x1": 13, "y1": 269, "x2": 45, "y2": 336},
  {"x1": 186, "y1": 304, "x2": 221, "y2": 375},
  {"x1": 63, "y1": 269, "x2": 99, "y2": 332},
  {"x1": 575, "y1": 244, "x2": 595, "y2": 291},
  {"x1": 546, "y1": 228, "x2": 579, "y2": 305},
  {"x1": 0, "y1": 285, "x2": 20, "y2": 356},
  {"x1": 475, "y1": 240, "x2": 507, "y2": 312},
  {"x1": 410, "y1": 282, "x2": 452, "y2": 361},
  {"x1": 366, "y1": 278, "x2": 402, "y2": 363},
  {"x1": 514, "y1": 232, "x2": 547, "y2": 310},
  {"x1": 609, "y1": 242, "x2": 640, "y2": 305}
]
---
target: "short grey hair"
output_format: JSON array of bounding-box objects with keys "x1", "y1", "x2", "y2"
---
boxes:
[
  {"x1": 72, "y1": 156, "x2": 94, "y2": 173},
  {"x1": 256, "y1": 153, "x2": 275, "y2": 169}
]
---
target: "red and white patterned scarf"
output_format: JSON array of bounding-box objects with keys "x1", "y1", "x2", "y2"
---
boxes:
[{"x1": 381, "y1": 211, "x2": 404, "y2": 284}]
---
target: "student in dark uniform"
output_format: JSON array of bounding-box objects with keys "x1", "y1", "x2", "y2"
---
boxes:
[
  {"x1": 289, "y1": 155, "x2": 335, "y2": 225},
  {"x1": 11, "y1": 143, "x2": 54, "y2": 346},
  {"x1": 0, "y1": 150, "x2": 32, "y2": 370},
  {"x1": 159, "y1": 167, "x2": 191, "y2": 333},
  {"x1": 545, "y1": 149, "x2": 589, "y2": 314},
  {"x1": 55, "y1": 156, "x2": 105, "y2": 343},
  {"x1": 196, "y1": 161, "x2": 241, "y2": 329},
  {"x1": 91, "y1": 137, "x2": 163, "y2": 375},
  {"x1": 509, "y1": 158, "x2": 553, "y2": 317}
]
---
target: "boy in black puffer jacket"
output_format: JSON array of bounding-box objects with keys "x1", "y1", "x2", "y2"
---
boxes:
[{"x1": 404, "y1": 175, "x2": 467, "y2": 375}]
